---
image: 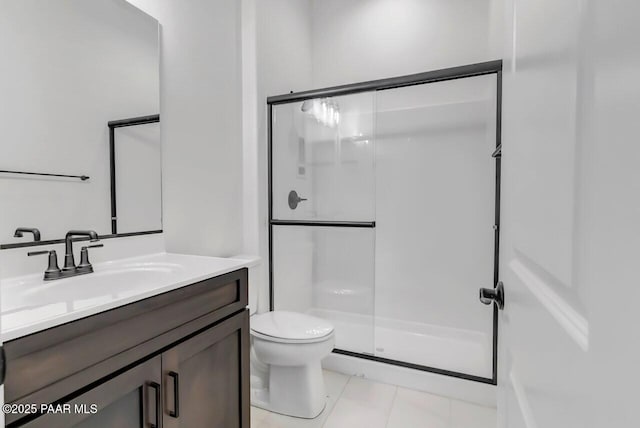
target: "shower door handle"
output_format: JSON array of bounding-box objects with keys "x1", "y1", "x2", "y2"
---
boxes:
[
  {"x1": 288, "y1": 190, "x2": 307, "y2": 210},
  {"x1": 479, "y1": 282, "x2": 504, "y2": 310}
]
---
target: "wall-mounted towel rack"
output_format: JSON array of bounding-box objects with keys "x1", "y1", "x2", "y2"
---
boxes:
[{"x1": 0, "y1": 170, "x2": 89, "y2": 181}]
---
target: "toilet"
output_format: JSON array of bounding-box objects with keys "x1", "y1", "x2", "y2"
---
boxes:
[{"x1": 248, "y1": 283, "x2": 335, "y2": 418}]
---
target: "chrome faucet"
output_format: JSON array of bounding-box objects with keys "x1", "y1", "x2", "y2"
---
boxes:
[{"x1": 28, "y1": 230, "x2": 103, "y2": 281}]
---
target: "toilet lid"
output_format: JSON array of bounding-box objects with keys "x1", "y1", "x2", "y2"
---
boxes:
[{"x1": 251, "y1": 311, "x2": 334, "y2": 341}]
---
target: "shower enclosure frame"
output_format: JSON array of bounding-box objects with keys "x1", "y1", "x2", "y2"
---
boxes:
[{"x1": 267, "y1": 60, "x2": 503, "y2": 385}]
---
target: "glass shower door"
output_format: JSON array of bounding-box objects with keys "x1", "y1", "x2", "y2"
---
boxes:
[
  {"x1": 373, "y1": 74, "x2": 498, "y2": 379},
  {"x1": 270, "y1": 91, "x2": 377, "y2": 356},
  {"x1": 269, "y1": 63, "x2": 501, "y2": 383}
]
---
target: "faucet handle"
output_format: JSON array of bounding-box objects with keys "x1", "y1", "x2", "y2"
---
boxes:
[
  {"x1": 28, "y1": 250, "x2": 62, "y2": 281},
  {"x1": 27, "y1": 250, "x2": 49, "y2": 256},
  {"x1": 78, "y1": 244, "x2": 103, "y2": 273}
]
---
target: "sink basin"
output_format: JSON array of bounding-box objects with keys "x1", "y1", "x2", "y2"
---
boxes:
[
  {"x1": 6, "y1": 261, "x2": 185, "y2": 305},
  {"x1": 1, "y1": 252, "x2": 259, "y2": 341},
  {"x1": 105, "y1": 261, "x2": 186, "y2": 274}
]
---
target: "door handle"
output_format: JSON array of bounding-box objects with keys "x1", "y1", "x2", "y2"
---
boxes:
[
  {"x1": 147, "y1": 381, "x2": 160, "y2": 428},
  {"x1": 479, "y1": 281, "x2": 504, "y2": 310},
  {"x1": 168, "y1": 371, "x2": 180, "y2": 418}
]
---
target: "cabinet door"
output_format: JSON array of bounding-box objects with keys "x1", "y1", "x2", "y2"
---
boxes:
[
  {"x1": 21, "y1": 356, "x2": 162, "y2": 428},
  {"x1": 162, "y1": 310, "x2": 250, "y2": 428}
]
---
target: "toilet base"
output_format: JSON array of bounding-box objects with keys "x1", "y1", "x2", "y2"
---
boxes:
[{"x1": 251, "y1": 361, "x2": 327, "y2": 419}]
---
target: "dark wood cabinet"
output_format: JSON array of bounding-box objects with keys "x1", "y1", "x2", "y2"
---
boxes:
[
  {"x1": 22, "y1": 356, "x2": 162, "y2": 428},
  {"x1": 5, "y1": 269, "x2": 250, "y2": 428},
  {"x1": 163, "y1": 311, "x2": 250, "y2": 428}
]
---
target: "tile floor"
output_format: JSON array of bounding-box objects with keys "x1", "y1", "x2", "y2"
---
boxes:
[{"x1": 251, "y1": 370, "x2": 496, "y2": 428}]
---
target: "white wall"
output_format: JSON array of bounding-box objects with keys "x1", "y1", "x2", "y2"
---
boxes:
[
  {"x1": 0, "y1": 0, "x2": 159, "y2": 242},
  {"x1": 126, "y1": 0, "x2": 245, "y2": 257},
  {"x1": 310, "y1": 0, "x2": 503, "y2": 87},
  {"x1": 249, "y1": 0, "x2": 314, "y2": 311}
]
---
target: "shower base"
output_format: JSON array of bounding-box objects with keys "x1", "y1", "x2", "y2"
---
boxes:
[{"x1": 307, "y1": 308, "x2": 492, "y2": 379}]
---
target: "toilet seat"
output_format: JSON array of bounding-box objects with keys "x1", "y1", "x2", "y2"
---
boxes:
[{"x1": 251, "y1": 311, "x2": 334, "y2": 344}]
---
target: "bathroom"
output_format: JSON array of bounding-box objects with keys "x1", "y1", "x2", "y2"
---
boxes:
[{"x1": 0, "y1": 0, "x2": 638, "y2": 427}]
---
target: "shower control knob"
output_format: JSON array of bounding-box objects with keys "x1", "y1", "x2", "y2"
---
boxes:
[
  {"x1": 479, "y1": 282, "x2": 504, "y2": 310},
  {"x1": 288, "y1": 190, "x2": 308, "y2": 210}
]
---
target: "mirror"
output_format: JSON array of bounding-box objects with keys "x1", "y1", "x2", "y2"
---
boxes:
[{"x1": 0, "y1": 0, "x2": 161, "y2": 247}]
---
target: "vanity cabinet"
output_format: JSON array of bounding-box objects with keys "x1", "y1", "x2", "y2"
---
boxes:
[
  {"x1": 4, "y1": 269, "x2": 250, "y2": 428},
  {"x1": 22, "y1": 356, "x2": 162, "y2": 428},
  {"x1": 162, "y1": 313, "x2": 248, "y2": 428}
]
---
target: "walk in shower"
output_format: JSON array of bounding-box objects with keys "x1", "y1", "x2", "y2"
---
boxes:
[{"x1": 268, "y1": 61, "x2": 502, "y2": 384}]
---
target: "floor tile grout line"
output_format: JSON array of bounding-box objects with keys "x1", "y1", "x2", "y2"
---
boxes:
[
  {"x1": 334, "y1": 373, "x2": 352, "y2": 400},
  {"x1": 383, "y1": 385, "x2": 400, "y2": 428},
  {"x1": 252, "y1": 371, "x2": 496, "y2": 428},
  {"x1": 321, "y1": 373, "x2": 353, "y2": 428}
]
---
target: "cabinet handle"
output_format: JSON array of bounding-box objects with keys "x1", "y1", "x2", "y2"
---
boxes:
[
  {"x1": 168, "y1": 371, "x2": 180, "y2": 418},
  {"x1": 148, "y1": 381, "x2": 161, "y2": 428}
]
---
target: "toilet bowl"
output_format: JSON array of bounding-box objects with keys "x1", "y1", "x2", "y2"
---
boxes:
[{"x1": 250, "y1": 311, "x2": 335, "y2": 418}]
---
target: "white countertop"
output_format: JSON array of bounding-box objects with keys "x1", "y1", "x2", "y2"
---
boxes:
[{"x1": 0, "y1": 252, "x2": 259, "y2": 342}]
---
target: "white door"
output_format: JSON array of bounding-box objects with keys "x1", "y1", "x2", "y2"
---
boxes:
[{"x1": 498, "y1": 0, "x2": 640, "y2": 427}]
